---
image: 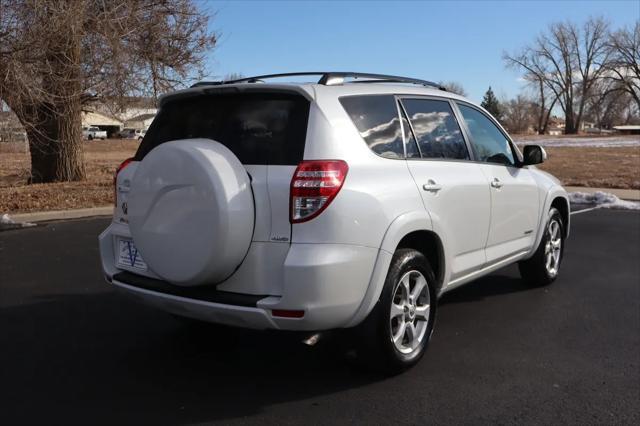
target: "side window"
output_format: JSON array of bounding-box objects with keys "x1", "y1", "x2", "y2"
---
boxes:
[
  {"x1": 457, "y1": 104, "x2": 515, "y2": 166},
  {"x1": 340, "y1": 95, "x2": 405, "y2": 159},
  {"x1": 401, "y1": 99, "x2": 469, "y2": 160},
  {"x1": 398, "y1": 102, "x2": 420, "y2": 158}
]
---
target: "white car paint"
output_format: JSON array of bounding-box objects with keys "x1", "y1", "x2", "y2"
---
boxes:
[
  {"x1": 99, "y1": 78, "x2": 570, "y2": 331},
  {"x1": 127, "y1": 139, "x2": 255, "y2": 286}
]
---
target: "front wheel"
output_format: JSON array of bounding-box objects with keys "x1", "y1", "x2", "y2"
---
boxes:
[
  {"x1": 518, "y1": 207, "x2": 565, "y2": 286},
  {"x1": 355, "y1": 249, "x2": 437, "y2": 373}
]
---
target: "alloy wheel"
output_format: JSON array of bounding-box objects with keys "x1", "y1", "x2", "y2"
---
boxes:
[
  {"x1": 545, "y1": 218, "x2": 562, "y2": 277},
  {"x1": 389, "y1": 270, "x2": 431, "y2": 354}
]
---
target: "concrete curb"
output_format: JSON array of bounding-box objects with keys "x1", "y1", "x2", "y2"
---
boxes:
[
  {"x1": 565, "y1": 186, "x2": 640, "y2": 201},
  {"x1": 12, "y1": 206, "x2": 114, "y2": 223}
]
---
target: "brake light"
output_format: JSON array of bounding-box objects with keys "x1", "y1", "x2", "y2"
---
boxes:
[
  {"x1": 290, "y1": 160, "x2": 348, "y2": 223},
  {"x1": 114, "y1": 157, "x2": 134, "y2": 206}
]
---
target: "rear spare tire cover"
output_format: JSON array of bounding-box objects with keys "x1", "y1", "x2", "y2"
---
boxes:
[{"x1": 128, "y1": 139, "x2": 255, "y2": 286}]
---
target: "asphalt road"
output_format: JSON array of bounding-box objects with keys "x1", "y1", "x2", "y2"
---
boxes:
[{"x1": 1, "y1": 209, "x2": 638, "y2": 425}]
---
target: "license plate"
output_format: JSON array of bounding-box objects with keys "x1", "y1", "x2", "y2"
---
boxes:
[{"x1": 116, "y1": 238, "x2": 147, "y2": 271}]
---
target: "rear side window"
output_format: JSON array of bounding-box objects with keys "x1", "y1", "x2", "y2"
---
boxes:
[
  {"x1": 135, "y1": 92, "x2": 310, "y2": 165},
  {"x1": 401, "y1": 99, "x2": 469, "y2": 160},
  {"x1": 340, "y1": 95, "x2": 404, "y2": 159}
]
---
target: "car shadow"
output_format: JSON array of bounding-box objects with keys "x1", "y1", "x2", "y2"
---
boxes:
[
  {"x1": 1, "y1": 268, "x2": 534, "y2": 424},
  {"x1": 439, "y1": 267, "x2": 534, "y2": 305},
  {"x1": 0, "y1": 292, "x2": 381, "y2": 425}
]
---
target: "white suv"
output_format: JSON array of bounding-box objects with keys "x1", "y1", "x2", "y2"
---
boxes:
[{"x1": 99, "y1": 72, "x2": 569, "y2": 372}]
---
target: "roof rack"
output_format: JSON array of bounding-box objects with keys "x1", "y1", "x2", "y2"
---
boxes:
[{"x1": 191, "y1": 72, "x2": 447, "y2": 91}]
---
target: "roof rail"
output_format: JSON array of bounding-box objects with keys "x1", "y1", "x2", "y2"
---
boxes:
[{"x1": 191, "y1": 72, "x2": 447, "y2": 90}]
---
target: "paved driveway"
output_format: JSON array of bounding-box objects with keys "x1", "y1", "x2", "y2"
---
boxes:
[{"x1": 0, "y1": 209, "x2": 638, "y2": 424}]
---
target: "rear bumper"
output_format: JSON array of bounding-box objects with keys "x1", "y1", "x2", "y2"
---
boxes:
[
  {"x1": 101, "y1": 222, "x2": 378, "y2": 330},
  {"x1": 111, "y1": 277, "x2": 281, "y2": 330}
]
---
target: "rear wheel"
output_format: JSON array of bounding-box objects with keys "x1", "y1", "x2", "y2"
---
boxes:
[
  {"x1": 518, "y1": 207, "x2": 564, "y2": 286},
  {"x1": 355, "y1": 249, "x2": 437, "y2": 373}
]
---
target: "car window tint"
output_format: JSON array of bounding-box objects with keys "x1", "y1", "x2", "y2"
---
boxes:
[
  {"x1": 401, "y1": 99, "x2": 469, "y2": 160},
  {"x1": 457, "y1": 104, "x2": 515, "y2": 166},
  {"x1": 135, "y1": 92, "x2": 310, "y2": 165},
  {"x1": 399, "y1": 102, "x2": 420, "y2": 159},
  {"x1": 340, "y1": 95, "x2": 405, "y2": 159}
]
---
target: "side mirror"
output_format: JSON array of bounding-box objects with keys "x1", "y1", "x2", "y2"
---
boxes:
[{"x1": 522, "y1": 145, "x2": 547, "y2": 165}]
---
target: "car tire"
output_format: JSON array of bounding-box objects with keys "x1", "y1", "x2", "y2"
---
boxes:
[
  {"x1": 88, "y1": 135, "x2": 93, "y2": 141},
  {"x1": 518, "y1": 207, "x2": 565, "y2": 286},
  {"x1": 354, "y1": 248, "x2": 437, "y2": 374}
]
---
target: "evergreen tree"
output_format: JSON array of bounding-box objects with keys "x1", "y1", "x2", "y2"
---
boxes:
[{"x1": 481, "y1": 86, "x2": 503, "y2": 121}]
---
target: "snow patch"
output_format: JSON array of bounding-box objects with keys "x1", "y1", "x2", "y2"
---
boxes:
[
  {"x1": 0, "y1": 214, "x2": 36, "y2": 230},
  {"x1": 569, "y1": 191, "x2": 640, "y2": 210}
]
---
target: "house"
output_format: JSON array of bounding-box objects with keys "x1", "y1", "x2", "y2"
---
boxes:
[
  {"x1": 81, "y1": 111, "x2": 124, "y2": 138},
  {"x1": 0, "y1": 111, "x2": 28, "y2": 152},
  {"x1": 580, "y1": 121, "x2": 596, "y2": 131},
  {"x1": 613, "y1": 125, "x2": 640, "y2": 135},
  {"x1": 0, "y1": 111, "x2": 27, "y2": 144},
  {"x1": 2, "y1": 97, "x2": 155, "y2": 142},
  {"x1": 92, "y1": 97, "x2": 157, "y2": 122},
  {"x1": 546, "y1": 116, "x2": 565, "y2": 136},
  {"x1": 124, "y1": 113, "x2": 156, "y2": 131}
]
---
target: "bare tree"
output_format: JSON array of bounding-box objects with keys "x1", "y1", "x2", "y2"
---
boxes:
[
  {"x1": 604, "y1": 22, "x2": 640, "y2": 111},
  {"x1": 522, "y1": 73, "x2": 558, "y2": 134},
  {"x1": 0, "y1": 0, "x2": 216, "y2": 183},
  {"x1": 502, "y1": 94, "x2": 536, "y2": 134},
  {"x1": 586, "y1": 80, "x2": 637, "y2": 129},
  {"x1": 503, "y1": 17, "x2": 611, "y2": 134},
  {"x1": 223, "y1": 72, "x2": 245, "y2": 81},
  {"x1": 438, "y1": 81, "x2": 467, "y2": 97}
]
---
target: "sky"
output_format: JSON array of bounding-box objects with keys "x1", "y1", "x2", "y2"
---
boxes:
[{"x1": 201, "y1": 0, "x2": 639, "y2": 103}]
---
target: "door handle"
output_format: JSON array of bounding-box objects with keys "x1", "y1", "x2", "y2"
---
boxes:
[
  {"x1": 422, "y1": 179, "x2": 442, "y2": 193},
  {"x1": 490, "y1": 178, "x2": 503, "y2": 189}
]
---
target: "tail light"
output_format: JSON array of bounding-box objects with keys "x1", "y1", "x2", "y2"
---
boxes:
[
  {"x1": 114, "y1": 157, "x2": 134, "y2": 206},
  {"x1": 290, "y1": 160, "x2": 348, "y2": 223}
]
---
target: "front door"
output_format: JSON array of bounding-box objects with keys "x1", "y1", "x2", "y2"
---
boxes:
[
  {"x1": 456, "y1": 103, "x2": 540, "y2": 264},
  {"x1": 400, "y1": 97, "x2": 491, "y2": 281}
]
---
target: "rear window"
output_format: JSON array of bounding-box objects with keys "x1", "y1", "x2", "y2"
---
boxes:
[{"x1": 135, "y1": 92, "x2": 310, "y2": 165}]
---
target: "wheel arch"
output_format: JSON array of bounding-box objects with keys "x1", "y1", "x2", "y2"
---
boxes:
[
  {"x1": 345, "y1": 210, "x2": 447, "y2": 327},
  {"x1": 527, "y1": 186, "x2": 570, "y2": 259},
  {"x1": 396, "y1": 230, "x2": 445, "y2": 294},
  {"x1": 551, "y1": 195, "x2": 570, "y2": 238}
]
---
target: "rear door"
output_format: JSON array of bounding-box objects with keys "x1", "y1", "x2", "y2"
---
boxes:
[
  {"x1": 455, "y1": 102, "x2": 540, "y2": 264},
  {"x1": 400, "y1": 97, "x2": 491, "y2": 281}
]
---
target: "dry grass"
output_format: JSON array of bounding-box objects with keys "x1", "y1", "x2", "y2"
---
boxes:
[
  {"x1": 0, "y1": 140, "x2": 138, "y2": 213},
  {"x1": 538, "y1": 146, "x2": 640, "y2": 189},
  {"x1": 0, "y1": 139, "x2": 638, "y2": 214}
]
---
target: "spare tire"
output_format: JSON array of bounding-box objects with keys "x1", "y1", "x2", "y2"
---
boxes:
[{"x1": 128, "y1": 139, "x2": 255, "y2": 286}]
